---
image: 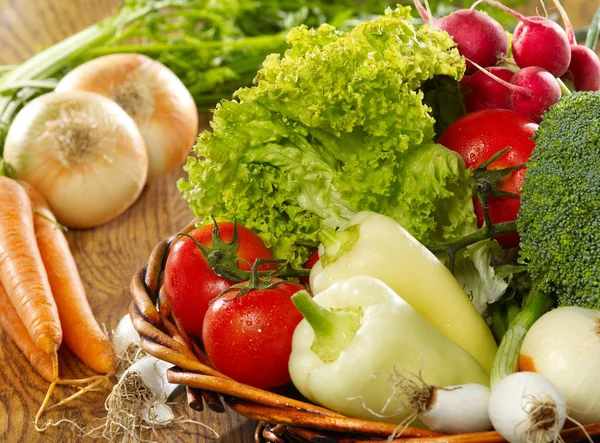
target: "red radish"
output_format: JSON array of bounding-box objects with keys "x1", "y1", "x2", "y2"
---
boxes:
[
  {"x1": 468, "y1": 61, "x2": 561, "y2": 123},
  {"x1": 413, "y1": 0, "x2": 508, "y2": 74},
  {"x1": 462, "y1": 66, "x2": 515, "y2": 112},
  {"x1": 551, "y1": 0, "x2": 600, "y2": 91},
  {"x1": 507, "y1": 67, "x2": 561, "y2": 123},
  {"x1": 486, "y1": 0, "x2": 571, "y2": 77},
  {"x1": 561, "y1": 45, "x2": 600, "y2": 91}
]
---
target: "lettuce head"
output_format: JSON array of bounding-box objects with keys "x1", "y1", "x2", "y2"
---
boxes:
[{"x1": 179, "y1": 7, "x2": 475, "y2": 266}]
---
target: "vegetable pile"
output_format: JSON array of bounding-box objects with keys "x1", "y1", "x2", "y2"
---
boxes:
[
  {"x1": 170, "y1": 1, "x2": 600, "y2": 441},
  {"x1": 179, "y1": 6, "x2": 473, "y2": 267},
  {"x1": 2, "y1": 0, "x2": 600, "y2": 441}
]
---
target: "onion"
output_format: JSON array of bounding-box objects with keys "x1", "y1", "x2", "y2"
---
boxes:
[
  {"x1": 489, "y1": 371, "x2": 567, "y2": 443},
  {"x1": 55, "y1": 53, "x2": 199, "y2": 183},
  {"x1": 3, "y1": 90, "x2": 148, "y2": 229},
  {"x1": 520, "y1": 306, "x2": 600, "y2": 424}
]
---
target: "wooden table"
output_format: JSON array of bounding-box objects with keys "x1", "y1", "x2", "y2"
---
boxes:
[
  {"x1": 0, "y1": 0, "x2": 595, "y2": 442},
  {"x1": 0, "y1": 1, "x2": 255, "y2": 442}
]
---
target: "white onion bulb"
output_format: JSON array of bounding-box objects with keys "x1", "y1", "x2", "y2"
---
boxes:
[
  {"x1": 4, "y1": 90, "x2": 148, "y2": 229},
  {"x1": 520, "y1": 306, "x2": 600, "y2": 424},
  {"x1": 489, "y1": 371, "x2": 567, "y2": 443},
  {"x1": 56, "y1": 53, "x2": 198, "y2": 183}
]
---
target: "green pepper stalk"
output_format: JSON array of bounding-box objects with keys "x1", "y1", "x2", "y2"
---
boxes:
[
  {"x1": 288, "y1": 275, "x2": 489, "y2": 425},
  {"x1": 291, "y1": 290, "x2": 361, "y2": 363}
]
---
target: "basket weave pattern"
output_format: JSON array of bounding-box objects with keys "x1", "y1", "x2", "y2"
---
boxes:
[{"x1": 130, "y1": 220, "x2": 600, "y2": 442}]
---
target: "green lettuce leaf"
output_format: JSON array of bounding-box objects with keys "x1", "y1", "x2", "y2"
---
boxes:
[{"x1": 179, "y1": 7, "x2": 473, "y2": 266}]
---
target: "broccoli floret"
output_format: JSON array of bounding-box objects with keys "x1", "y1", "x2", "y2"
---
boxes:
[{"x1": 517, "y1": 91, "x2": 600, "y2": 310}]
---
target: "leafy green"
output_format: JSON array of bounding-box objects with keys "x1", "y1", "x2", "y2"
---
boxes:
[{"x1": 179, "y1": 7, "x2": 473, "y2": 266}]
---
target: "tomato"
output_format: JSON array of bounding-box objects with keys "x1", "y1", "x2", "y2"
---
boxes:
[
  {"x1": 202, "y1": 280, "x2": 305, "y2": 390},
  {"x1": 438, "y1": 109, "x2": 538, "y2": 248},
  {"x1": 299, "y1": 249, "x2": 319, "y2": 286},
  {"x1": 163, "y1": 222, "x2": 274, "y2": 339}
]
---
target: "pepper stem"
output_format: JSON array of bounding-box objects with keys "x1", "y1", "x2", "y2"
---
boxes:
[
  {"x1": 318, "y1": 225, "x2": 360, "y2": 267},
  {"x1": 291, "y1": 291, "x2": 361, "y2": 363}
]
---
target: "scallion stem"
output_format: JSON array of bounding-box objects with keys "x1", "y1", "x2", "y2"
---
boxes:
[
  {"x1": 490, "y1": 289, "x2": 554, "y2": 388},
  {"x1": 0, "y1": 80, "x2": 58, "y2": 94},
  {"x1": 586, "y1": 6, "x2": 600, "y2": 51}
]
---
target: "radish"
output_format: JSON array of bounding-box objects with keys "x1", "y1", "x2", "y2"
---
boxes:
[
  {"x1": 562, "y1": 45, "x2": 600, "y2": 91},
  {"x1": 462, "y1": 66, "x2": 515, "y2": 112},
  {"x1": 507, "y1": 67, "x2": 561, "y2": 123},
  {"x1": 468, "y1": 61, "x2": 561, "y2": 123},
  {"x1": 551, "y1": 0, "x2": 600, "y2": 91},
  {"x1": 413, "y1": 0, "x2": 508, "y2": 74},
  {"x1": 485, "y1": 0, "x2": 571, "y2": 77}
]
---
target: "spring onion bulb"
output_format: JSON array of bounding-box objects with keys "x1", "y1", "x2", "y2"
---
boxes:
[
  {"x1": 394, "y1": 372, "x2": 491, "y2": 434},
  {"x1": 3, "y1": 90, "x2": 148, "y2": 229},
  {"x1": 56, "y1": 53, "x2": 199, "y2": 183},
  {"x1": 418, "y1": 384, "x2": 492, "y2": 433},
  {"x1": 520, "y1": 306, "x2": 600, "y2": 424},
  {"x1": 489, "y1": 371, "x2": 567, "y2": 443}
]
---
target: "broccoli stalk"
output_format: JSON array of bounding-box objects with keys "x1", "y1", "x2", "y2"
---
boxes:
[{"x1": 491, "y1": 91, "x2": 600, "y2": 386}]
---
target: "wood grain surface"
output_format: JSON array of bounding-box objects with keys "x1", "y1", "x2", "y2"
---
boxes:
[
  {"x1": 0, "y1": 0, "x2": 596, "y2": 442},
  {"x1": 0, "y1": 1, "x2": 255, "y2": 442}
]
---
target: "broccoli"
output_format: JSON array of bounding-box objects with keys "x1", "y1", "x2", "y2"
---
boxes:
[
  {"x1": 518, "y1": 91, "x2": 600, "y2": 310},
  {"x1": 491, "y1": 92, "x2": 600, "y2": 386}
]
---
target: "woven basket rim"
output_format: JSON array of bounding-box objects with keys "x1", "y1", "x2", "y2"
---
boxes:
[{"x1": 130, "y1": 219, "x2": 600, "y2": 443}]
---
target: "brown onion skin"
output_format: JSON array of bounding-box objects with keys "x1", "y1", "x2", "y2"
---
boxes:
[{"x1": 56, "y1": 53, "x2": 199, "y2": 183}]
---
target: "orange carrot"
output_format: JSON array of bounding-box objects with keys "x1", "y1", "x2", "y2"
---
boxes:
[
  {"x1": 0, "y1": 281, "x2": 54, "y2": 382},
  {"x1": 19, "y1": 181, "x2": 116, "y2": 375},
  {"x1": 0, "y1": 177, "x2": 61, "y2": 361}
]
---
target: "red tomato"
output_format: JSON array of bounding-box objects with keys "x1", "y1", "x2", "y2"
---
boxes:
[
  {"x1": 202, "y1": 280, "x2": 306, "y2": 390},
  {"x1": 299, "y1": 249, "x2": 319, "y2": 286},
  {"x1": 438, "y1": 109, "x2": 538, "y2": 248},
  {"x1": 163, "y1": 222, "x2": 274, "y2": 339}
]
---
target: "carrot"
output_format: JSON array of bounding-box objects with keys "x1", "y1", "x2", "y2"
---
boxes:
[
  {"x1": 0, "y1": 281, "x2": 54, "y2": 382},
  {"x1": 0, "y1": 177, "x2": 61, "y2": 360},
  {"x1": 19, "y1": 181, "x2": 116, "y2": 375}
]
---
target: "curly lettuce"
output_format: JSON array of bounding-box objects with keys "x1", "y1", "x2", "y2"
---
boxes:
[{"x1": 179, "y1": 7, "x2": 473, "y2": 266}]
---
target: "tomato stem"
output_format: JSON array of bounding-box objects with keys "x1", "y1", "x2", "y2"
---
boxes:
[
  {"x1": 178, "y1": 219, "x2": 310, "y2": 285},
  {"x1": 214, "y1": 258, "x2": 311, "y2": 301},
  {"x1": 429, "y1": 146, "x2": 523, "y2": 271}
]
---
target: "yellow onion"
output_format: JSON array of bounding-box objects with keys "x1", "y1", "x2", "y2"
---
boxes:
[
  {"x1": 3, "y1": 90, "x2": 148, "y2": 229},
  {"x1": 520, "y1": 306, "x2": 600, "y2": 424},
  {"x1": 56, "y1": 53, "x2": 198, "y2": 183}
]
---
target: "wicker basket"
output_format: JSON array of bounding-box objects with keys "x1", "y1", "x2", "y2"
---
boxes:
[{"x1": 130, "y1": 220, "x2": 600, "y2": 443}]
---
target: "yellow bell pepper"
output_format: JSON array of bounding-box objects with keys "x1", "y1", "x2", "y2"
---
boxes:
[
  {"x1": 289, "y1": 276, "x2": 489, "y2": 424},
  {"x1": 310, "y1": 211, "x2": 497, "y2": 373}
]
